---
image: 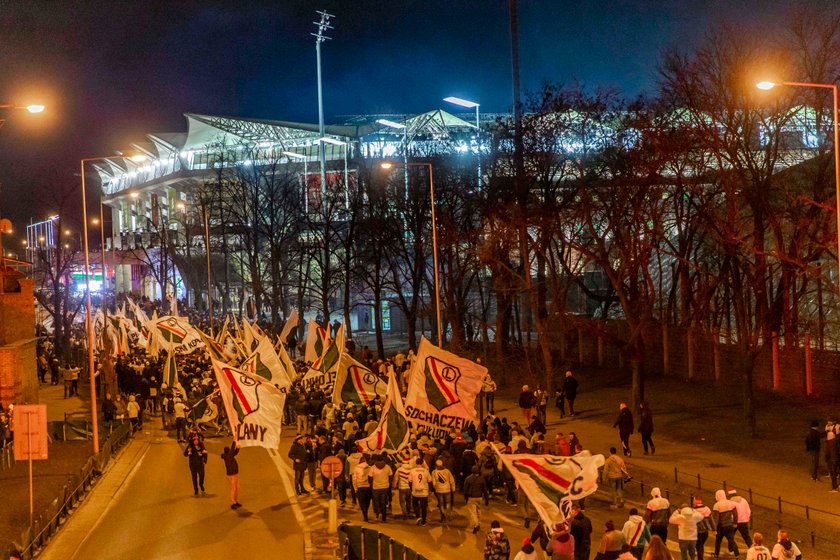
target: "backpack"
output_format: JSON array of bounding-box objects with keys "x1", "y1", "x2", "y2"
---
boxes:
[{"x1": 166, "y1": 398, "x2": 175, "y2": 414}]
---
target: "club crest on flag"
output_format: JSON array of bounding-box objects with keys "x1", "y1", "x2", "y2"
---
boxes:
[
  {"x1": 221, "y1": 367, "x2": 261, "y2": 423},
  {"x1": 424, "y1": 356, "x2": 462, "y2": 411},
  {"x1": 343, "y1": 365, "x2": 381, "y2": 406},
  {"x1": 157, "y1": 317, "x2": 187, "y2": 343}
]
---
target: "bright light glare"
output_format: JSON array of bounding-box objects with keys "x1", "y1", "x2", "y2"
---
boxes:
[
  {"x1": 376, "y1": 119, "x2": 406, "y2": 129},
  {"x1": 91, "y1": 218, "x2": 100, "y2": 225},
  {"x1": 25, "y1": 104, "x2": 45, "y2": 113},
  {"x1": 380, "y1": 162, "x2": 394, "y2": 169},
  {"x1": 756, "y1": 81, "x2": 776, "y2": 90},
  {"x1": 129, "y1": 192, "x2": 139, "y2": 198},
  {"x1": 176, "y1": 202, "x2": 186, "y2": 210},
  {"x1": 130, "y1": 154, "x2": 147, "y2": 162},
  {"x1": 64, "y1": 229, "x2": 71, "y2": 235},
  {"x1": 443, "y1": 96, "x2": 479, "y2": 109}
]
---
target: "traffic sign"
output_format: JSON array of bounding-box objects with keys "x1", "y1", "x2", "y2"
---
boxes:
[{"x1": 320, "y1": 455, "x2": 343, "y2": 479}]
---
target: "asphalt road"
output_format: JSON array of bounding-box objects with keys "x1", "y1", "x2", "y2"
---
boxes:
[{"x1": 43, "y1": 427, "x2": 305, "y2": 560}]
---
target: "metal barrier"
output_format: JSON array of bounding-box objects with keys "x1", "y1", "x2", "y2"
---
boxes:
[
  {"x1": 339, "y1": 523, "x2": 429, "y2": 560},
  {"x1": 13, "y1": 422, "x2": 133, "y2": 559}
]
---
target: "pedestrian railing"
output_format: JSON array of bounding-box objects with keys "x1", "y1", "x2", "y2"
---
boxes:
[
  {"x1": 673, "y1": 467, "x2": 840, "y2": 524},
  {"x1": 611, "y1": 465, "x2": 840, "y2": 557},
  {"x1": 339, "y1": 523, "x2": 429, "y2": 560},
  {"x1": 12, "y1": 422, "x2": 133, "y2": 559}
]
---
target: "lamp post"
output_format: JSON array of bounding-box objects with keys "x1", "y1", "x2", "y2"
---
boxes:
[
  {"x1": 380, "y1": 161, "x2": 442, "y2": 345},
  {"x1": 80, "y1": 153, "x2": 145, "y2": 453},
  {"x1": 376, "y1": 119, "x2": 409, "y2": 199},
  {"x1": 443, "y1": 96, "x2": 481, "y2": 186},
  {"x1": 757, "y1": 80, "x2": 840, "y2": 292}
]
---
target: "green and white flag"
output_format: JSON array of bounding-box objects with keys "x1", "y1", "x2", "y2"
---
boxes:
[
  {"x1": 358, "y1": 374, "x2": 410, "y2": 455},
  {"x1": 212, "y1": 359, "x2": 286, "y2": 449},
  {"x1": 305, "y1": 319, "x2": 330, "y2": 363},
  {"x1": 495, "y1": 449, "x2": 604, "y2": 529},
  {"x1": 404, "y1": 337, "x2": 487, "y2": 440},
  {"x1": 333, "y1": 352, "x2": 386, "y2": 406},
  {"x1": 241, "y1": 335, "x2": 292, "y2": 392},
  {"x1": 278, "y1": 308, "x2": 299, "y2": 345},
  {"x1": 152, "y1": 315, "x2": 204, "y2": 355}
]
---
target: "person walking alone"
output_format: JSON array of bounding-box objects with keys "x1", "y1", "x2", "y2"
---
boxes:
[
  {"x1": 638, "y1": 401, "x2": 655, "y2": 455},
  {"x1": 613, "y1": 403, "x2": 634, "y2": 457},
  {"x1": 519, "y1": 386, "x2": 536, "y2": 425},
  {"x1": 805, "y1": 420, "x2": 821, "y2": 482},
  {"x1": 562, "y1": 371, "x2": 579, "y2": 417},
  {"x1": 221, "y1": 440, "x2": 241, "y2": 509},
  {"x1": 184, "y1": 432, "x2": 208, "y2": 495},
  {"x1": 464, "y1": 465, "x2": 489, "y2": 533}
]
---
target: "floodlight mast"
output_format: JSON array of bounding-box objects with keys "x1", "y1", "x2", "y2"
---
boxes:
[{"x1": 313, "y1": 10, "x2": 334, "y2": 197}]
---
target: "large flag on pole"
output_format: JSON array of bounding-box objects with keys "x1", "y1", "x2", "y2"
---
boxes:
[
  {"x1": 404, "y1": 337, "x2": 488, "y2": 440},
  {"x1": 163, "y1": 340, "x2": 178, "y2": 388},
  {"x1": 494, "y1": 449, "x2": 604, "y2": 529},
  {"x1": 277, "y1": 343, "x2": 298, "y2": 383},
  {"x1": 305, "y1": 319, "x2": 330, "y2": 363},
  {"x1": 357, "y1": 375, "x2": 410, "y2": 454},
  {"x1": 212, "y1": 359, "x2": 286, "y2": 449},
  {"x1": 241, "y1": 336, "x2": 292, "y2": 392},
  {"x1": 333, "y1": 352, "x2": 386, "y2": 406},
  {"x1": 152, "y1": 315, "x2": 205, "y2": 355},
  {"x1": 278, "y1": 308, "x2": 299, "y2": 345}
]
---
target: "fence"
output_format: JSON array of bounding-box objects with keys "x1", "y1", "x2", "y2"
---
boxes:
[
  {"x1": 339, "y1": 523, "x2": 429, "y2": 560},
  {"x1": 609, "y1": 463, "x2": 840, "y2": 557},
  {"x1": 13, "y1": 422, "x2": 133, "y2": 559}
]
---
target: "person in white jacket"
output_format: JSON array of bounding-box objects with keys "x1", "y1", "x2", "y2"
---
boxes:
[
  {"x1": 622, "y1": 508, "x2": 651, "y2": 559},
  {"x1": 712, "y1": 489, "x2": 739, "y2": 558},
  {"x1": 728, "y1": 488, "x2": 753, "y2": 549},
  {"x1": 646, "y1": 487, "x2": 671, "y2": 543},
  {"x1": 432, "y1": 459, "x2": 456, "y2": 523},
  {"x1": 670, "y1": 505, "x2": 704, "y2": 560}
]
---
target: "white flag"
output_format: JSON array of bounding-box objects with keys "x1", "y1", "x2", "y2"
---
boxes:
[
  {"x1": 278, "y1": 308, "x2": 299, "y2": 345},
  {"x1": 404, "y1": 337, "x2": 487, "y2": 440},
  {"x1": 212, "y1": 359, "x2": 286, "y2": 449}
]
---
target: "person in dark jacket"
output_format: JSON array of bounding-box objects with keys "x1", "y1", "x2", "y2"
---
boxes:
[
  {"x1": 519, "y1": 386, "x2": 536, "y2": 425},
  {"x1": 221, "y1": 441, "x2": 241, "y2": 509},
  {"x1": 805, "y1": 420, "x2": 822, "y2": 481},
  {"x1": 184, "y1": 432, "x2": 208, "y2": 495},
  {"x1": 638, "y1": 401, "x2": 655, "y2": 455},
  {"x1": 613, "y1": 403, "x2": 634, "y2": 457},
  {"x1": 569, "y1": 503, "x2": 593, "y2": 560},
  {"x1": 288, "y1": 435, "x2": 309, "y2": 495},
  {"x1": 562, "y1": 371, "x2": 579, "y2": 416},
  {"x1": 464, "y1": 466, "x2": 489, "y2": 533}
]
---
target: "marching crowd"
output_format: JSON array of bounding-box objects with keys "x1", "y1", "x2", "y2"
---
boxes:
[{"x1": 23, "y1": 298, "x2": 816, "y2": 560}]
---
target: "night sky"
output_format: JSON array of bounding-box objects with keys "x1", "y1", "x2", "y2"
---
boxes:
[{"x1": 0, "y1": 1, "x2": 809, "y2": 237}]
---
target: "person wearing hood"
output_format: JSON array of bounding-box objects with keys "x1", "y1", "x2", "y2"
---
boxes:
[
  {"x1": 432, "y1": 459, "x2": 456, "y2": 523},
  {"x1": 646, "y1": 487, "x2": 671, "y2": 543},
  {"x1": 728, "y1": 488, "x2": 752, "y2": 548},
  {"x1": 692, "y1": 495, "x2": 715, "y2": 560},
  {"x1": 770, "y1": 530, "x2": 801, "y2": 560},
  {"x1": 622, "y1": 508, "x2": 651, "y2": 559},
  {"x1": 613, "y1": 403, "x2": 634, "y2": 457},
  {"x1": 712, "y1": 489, "x2": 739, "y2": 558},
  {"x1": 514, "y1": 537, "x2": 538, "y2": 560},
  {"x1": 370, "y1": 454, "x2": 393, "y2": 522},
  {"x1": 669, "y1": 504, "x2": 704, "y2": 560},
  {"x1": 746, "y1": 533, "x2": 772, "y2": 560},
  {"x1": 484, "y1": 520, "x2": 512, "y2": 560},
  {"x1": 126, "y1": 394, "x2": 141, "y2": 431}
]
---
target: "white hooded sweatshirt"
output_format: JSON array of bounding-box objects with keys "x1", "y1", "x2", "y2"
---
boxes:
[
  {"x1": 646, "y1": 487, "x2": 671, "y2": 527},
  {"x1": 669, "y1": 506, "x2": 704, "y2": 540}
]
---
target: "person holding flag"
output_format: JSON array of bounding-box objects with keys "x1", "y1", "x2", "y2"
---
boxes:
[{"x1": 221, "y1": 440, "x2": 241, "y2": 509}]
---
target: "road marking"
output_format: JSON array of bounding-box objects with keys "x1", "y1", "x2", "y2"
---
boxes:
[{"x1": 266, "y1": 445, "x2": 317, "y2": 558}]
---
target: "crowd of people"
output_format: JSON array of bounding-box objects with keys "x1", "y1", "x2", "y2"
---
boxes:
[{"x1": 21, "y1": 297, "x2": 813, "y2": 560}]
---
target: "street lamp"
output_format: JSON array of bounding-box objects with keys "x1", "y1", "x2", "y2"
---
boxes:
[
  {"x1": 380, "y1": 161, "x2": 442, "y2": 345},
  {"x1": 79, "y1": 152, "x2": 146, "y2": 454},
  {"x1": 757, "y1": 80, "x2": 840, "y2": 293},
  {"x1": 443, "y1": 96, "x2": 481, "y2": 185},
  {"x1": 377, "y1": 119, "x2": 409, "y2": 198}
]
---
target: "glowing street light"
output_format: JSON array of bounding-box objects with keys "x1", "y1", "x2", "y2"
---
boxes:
[
  {"x1": 380, "y1": 160, "x2": 442, "y2": 345},
  {"x1": 25, "y1": 104, "x2": 45, "y2": 113},
  {"x1": 757, "y1": 79, "x2": 840, "y2": 294},
  {"x1": 443, "y1": 95, "x2": 481, "y2": 185}
]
